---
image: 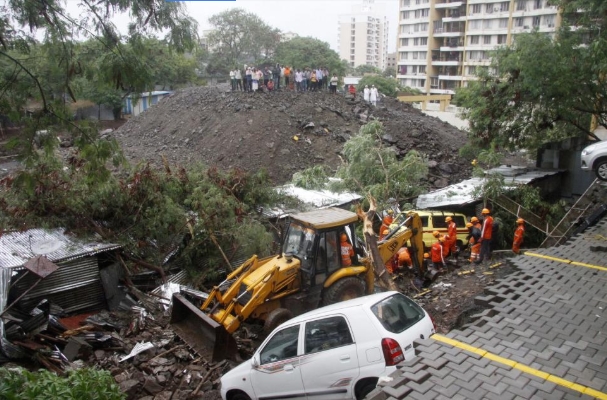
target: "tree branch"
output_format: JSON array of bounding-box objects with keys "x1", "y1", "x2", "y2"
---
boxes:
[{"x1": 0, "y1": 50, "x2": 48, "y2": 111}]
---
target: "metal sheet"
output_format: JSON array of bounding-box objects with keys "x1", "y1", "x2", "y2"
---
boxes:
[
  {"x1": 10, "y1": 257, "x2": 106, "y2": 313},
  {"x1": 0, "y1": 228, "x2": 120, "y2": 270}
]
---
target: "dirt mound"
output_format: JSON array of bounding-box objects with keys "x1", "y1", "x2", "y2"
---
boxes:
[{"x1": 114, "y1": 86, "x2": 471, "y2": 187}]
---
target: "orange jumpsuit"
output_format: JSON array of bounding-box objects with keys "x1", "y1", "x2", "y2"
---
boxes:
[
  {"x1": 512, "y1": 225, "x2": 525, "y2": 254},
  {"x1": 397, "y1": 247, "x2": 412, "y2": 270},
  {"x1": 431, "y1": 242, "x2": 445, "y2": 269},
  {"x1": 447, "y1": 221, "x2": 457, "y2": 255}
]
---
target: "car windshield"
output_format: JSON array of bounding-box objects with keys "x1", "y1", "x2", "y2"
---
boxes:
[
  {"x1": 371, "y1": 293, "x2": 425, "y2": 333},
  {"x1": 283, "y1": 222, "x2": 315, "y2": 259}
]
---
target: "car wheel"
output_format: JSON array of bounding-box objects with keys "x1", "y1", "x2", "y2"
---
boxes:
[
  {"x1": 263, "y1": 308, "x2": 293, "y2": 334},
  {"x1": 595, "y1": 159, "x2": 607, "y2": 181},
  {"x1": 229, "y1": 391, "x2": 251, "y2": 400},
  {"x1": 356, "y1": 380, "x2": 378, "y2": 400},
  {"x1": 324, "y1": 277, "x2": 365, "y2": 305}
]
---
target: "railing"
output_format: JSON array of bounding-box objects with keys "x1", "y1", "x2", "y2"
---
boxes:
[{"x1": 491, "y1": 194, "x2": 554, "y2": 235}]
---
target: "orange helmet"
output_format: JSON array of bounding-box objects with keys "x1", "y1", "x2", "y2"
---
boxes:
[
  {"x1": 481, "y1": 208, "x2": 490, "y2": 214},
  {"x1": 516, "y1": 218, "x2": 525, "y2": 224},
  {"x1": 471, "y1": 216, "x2": 479, "y2": 223},
  {"x1": 423, "y1": 252, "x2": 430, "y2": 258},
  {"x1": 445, "y1": 216, "x2": 452, "y2": 222},
  {"x1": 432, "y1": 230, "x2": 440, "y2": 238},
  {"x1": 340, "y1": 233, "x2": 348, "y2": 242},
  {"x1": 466, "y1": 222, "x2": 473, "y2": 228},
  {"x1": 383, "y1": 215, "x2": 393, "y2": 225},
  {"x1": 439, "y1": 237, "x2": 445, "y2": 243}
]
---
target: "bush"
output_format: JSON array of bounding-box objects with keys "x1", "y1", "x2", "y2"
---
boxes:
[{"x1": 0, "y1": 367, "x2": 125, "y2": 400}]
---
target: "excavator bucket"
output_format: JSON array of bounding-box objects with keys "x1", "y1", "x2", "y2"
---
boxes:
[{"x1": 170, "y1": 293, "x2": 238, "y2": 362}]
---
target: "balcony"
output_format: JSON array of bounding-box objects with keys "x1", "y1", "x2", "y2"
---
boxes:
[
  {"x1": 438, "y1": 74, "x2": 463, "y2": 81},
  {"x1": 433, "y1": 27, "x2": 464, "y2": 37},
  {"x1": 435, "y1": 1, "x2": 463, "y2": 9},
  {"x1": 432, "y1": 55, "x2": 462, "y2": 66}
]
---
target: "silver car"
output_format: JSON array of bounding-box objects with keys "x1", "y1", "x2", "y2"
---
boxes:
[{"x1": 581, "y1": 140, "x2": 607, "y2": 181}]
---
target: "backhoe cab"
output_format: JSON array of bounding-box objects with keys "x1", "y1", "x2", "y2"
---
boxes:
[{"x1": 171, "y1": 208, "x2": 423, "y2": 362}]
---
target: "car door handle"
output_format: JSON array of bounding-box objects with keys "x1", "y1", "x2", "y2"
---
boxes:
[
  {"x1": 284, "y1": 364, "x2": 295, "y2": 372},
  {"x1": 339, "y1": 355, "x2": 351, "y2": 361}
]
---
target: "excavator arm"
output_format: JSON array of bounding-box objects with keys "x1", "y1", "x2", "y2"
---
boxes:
[{"x1": 378, "y1": 212, "x2": 425, "y2": 276}]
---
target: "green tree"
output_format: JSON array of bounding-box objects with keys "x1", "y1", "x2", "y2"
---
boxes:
[
  {"x1": 353, "y1": 65, "x2": 382, "y2": 75},
  {"x1": 382, "y1": 67, "x2": 396, "y2": 78},
  {"x1": 317, "y1": 121, "x2": 429, "y2": 206},
  {"x1": 275, "y1": 37, "x2": 345, "y2": 76},
  {"x1": 455, "y1": 0, "x2": 607, "y2": 150},
  {"x1": 357, "y1": 75, "x2": 404, "y2": 98},
  {"x1": 206, "y1": 8, "x2": 280, "y2": 73}
]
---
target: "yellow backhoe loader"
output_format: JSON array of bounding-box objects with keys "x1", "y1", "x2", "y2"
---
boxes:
[{"x1": 171, "y1": 208, "x2": 424, "y2": 362}]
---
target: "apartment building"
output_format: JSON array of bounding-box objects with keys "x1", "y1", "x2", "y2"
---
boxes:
[
  {"x1": 338, "y1": 3, "x2": 390, "y2": 70},
  {"x1": 397, "y1": 0, "x2": 560, "y2": 94}
]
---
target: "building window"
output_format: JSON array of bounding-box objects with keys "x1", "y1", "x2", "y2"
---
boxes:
[
  {"x1": 471, "y1": 4, "x2": 481, "y2": 14},
  {"x1": 497, "y1": 34, "x2": 507, "y2": 44},
  {"x1": 470, "y1": 36, "x2": 479, "y2": 45},
  {"x1": 483, "y1": 20, "x2": 493, "y2": 29},
  {"x1": 402, "y1": 0, "x2": 410, "y2": 6},
  {"x1": 421, "y1": 9, "x2": 429, "y2": 17},
  {"x1": 514, "y1": 17, "x2": 524, "y2": 27},
  {"x1": 402, "y1": 11, "x2": 410, "y2": 19},
  {"x1": 484, "y1": 35, "x2": 491, "y2": 44},
  {"x1": 500, "y1": 2, "x2": 509, "y2": 11},
  {"x1": 468, "y1": 66, "x2": 477, "y2": 75},
  {"x1": 400, "y1": 51, "x2": 408, "y2": 59},
  {"x1": 470, "y1": 20, "x2": 481, "y2": 30},
  {"x1": 533, "y1": 16, "x2": 541, "y2": 27},
  {"x1": 419, "y1": 66, "x2": 426, "y2": 74},
  {"x1": 534, "y1": 0, "x2": 542, "y2": 9},
  {"x1": 499, "y1": 18, "x2": 508, "y2": 28},
  {"x1": 400, "y1": 38, "x2": 409, "y2": 46},
  {"x1": 516, "y1": 0, "x2": 526, "y2": 11},
  {"x1": 420, "y1": 37, "x2": 428, "y2": 45},
  {"x1": 485, "y1": 4, "x2": 494, "y2": 14},
  {"x1": 545, "y1": 15, "x2": 555, "y2": 27}
]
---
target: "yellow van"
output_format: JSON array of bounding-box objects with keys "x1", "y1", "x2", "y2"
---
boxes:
[{"x1": 394, "y1": 210, "x2": 470, "y2": 251}]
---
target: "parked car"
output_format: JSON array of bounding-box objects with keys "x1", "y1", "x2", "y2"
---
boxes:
[
  {"x1": 581, "y1": 140, "x2": 607, "y2": 181},
  {"x1": 399, "y1": 210, "x2": 470, "y2": 250},
  {"x1": 220, "y1": 291, "x2": 435, "y2": 400}
]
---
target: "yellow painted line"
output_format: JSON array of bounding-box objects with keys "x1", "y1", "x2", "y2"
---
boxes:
[
  {"x1": 524, "y1": 251, "x2": 607, "y2": 272},
  {"x1": 432, "y1": 334, "x2": 607, "y2": 399}
]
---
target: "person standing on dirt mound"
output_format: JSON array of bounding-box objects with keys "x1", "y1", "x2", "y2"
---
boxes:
[
  {"x1": 466, "y1": 222, "x2": 481, "y2": 263},
  {"x1": 235, "y1": 68, "x2": 242, "y2": 91},
  {"x1": 363, "y1": 85, "x2": 370, "y2": 103},
  {"x1": 284, "y1": 66, "x2": 291, "y2": 89},
  {"x1": 349, "y1": 84, "x2": 356, "y2": 100},
  {"x1": 431, "y1": 237, "x2": 446, "y2": 272},
  {"x1": 476, "y1": 208, "x2": 493, "y2": 264},
  {"x1": 274, "y1": 64, "x2": 281, "y2": 90},
  {"x1": 330, "y1": 74, "x2": 338, "y2": 94},
  {"x1": 512, "y1": 218, "x2": 525, "y2": 254},
  {"x1": 370, "y1": 85, "x2": 378, "y2": 106}
]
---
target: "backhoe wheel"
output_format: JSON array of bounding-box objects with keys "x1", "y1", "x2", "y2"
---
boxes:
[
  {"x1": 324, "y1": 277, "x2": 365, "y2": 306},
  {"x1": 264, "y1": 308, "x2": 293, "y2": 335}
]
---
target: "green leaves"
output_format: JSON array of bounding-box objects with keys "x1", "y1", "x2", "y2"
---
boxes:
[
  {"x1": 356, "y1": 75, "x2": 406, "y2": 98},
  {"x1": 275, "y1": 37, "x2": 345, "y2": 77},
  {"x1": 456, "y1": 0, "x2": 607, "y2": 151},
  {"x1": 0, "y1": 367, "x2": 125, "y2": 400}
]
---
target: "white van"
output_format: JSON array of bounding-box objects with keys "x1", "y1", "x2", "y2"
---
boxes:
[{"x1": 220, "y1": 291, "x2": 435, "y2": 400}]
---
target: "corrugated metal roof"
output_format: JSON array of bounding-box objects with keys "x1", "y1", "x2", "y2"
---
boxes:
[
  {"x1": 343, "y1": 77, "x2": 361, "y2": 85},
  {"x1": 416, "y1": 166, "x2": 564, "y2": 209},
  {"x1": 125, "y1": 91, "x2": 172, "y2": 98},
  {"x1": 0, "y1": 228, "x2": 121, "y2": 269},
  {"x1": 278, "y1": 184, "x2": 362, "y2": 208}
]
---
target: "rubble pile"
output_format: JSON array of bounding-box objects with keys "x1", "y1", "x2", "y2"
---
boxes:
[{"x1": 114, "y1": 86, "x2": 472, "y2": 187}]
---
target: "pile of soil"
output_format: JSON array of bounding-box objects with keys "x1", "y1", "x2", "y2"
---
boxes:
[{"x1": 114, "y1": 86, "x2": 472, "y2": 187}]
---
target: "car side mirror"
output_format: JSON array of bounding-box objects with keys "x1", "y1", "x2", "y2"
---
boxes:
[{"x1": 251, "y1": 354, "x2": 260, "y2": 368}]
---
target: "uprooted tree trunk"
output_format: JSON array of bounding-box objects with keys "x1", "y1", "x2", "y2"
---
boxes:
[{"x1": 356, "y1": 196, "x2": 397, "y2": 292}]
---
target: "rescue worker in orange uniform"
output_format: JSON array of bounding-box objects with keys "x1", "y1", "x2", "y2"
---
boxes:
[
  {"x1": 466, "y1": 222, "x2": 481, "y2": 263},
  {"x1": 445, "y1": 216, "x2": 458, "y2": 259},
  {"x1": 431, "y1": 237, "x2": 446, "y2": 271},
  {"x1": 340, "y1": 233, "x2": 355, "y2": 267},
  {"x1": 397, "y1": 246, "x2": 412, "y2": 270},
  {"x1": 433, "y1": 230, "x2": 450, "y2": 258},
  {"x1": 512, "y1": 218, "x2": 525, "y2": 254},
  {"x1": 471, "y1": 216, "x2": 481, "y2": 230},
  {"x1": 379, "y1": 211, "x2": 394, "y2": 241},
  {"x1": 476, "y1": 208, "x2": 493, "y2": 264}
]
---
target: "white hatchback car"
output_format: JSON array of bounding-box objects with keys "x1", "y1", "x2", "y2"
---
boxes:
[
  {"x1": 581, "y1": 140, "x2": 607, "y2": 181},
  {"x1": 220, "y1": 291, "x2": 435, "y2": 400}
]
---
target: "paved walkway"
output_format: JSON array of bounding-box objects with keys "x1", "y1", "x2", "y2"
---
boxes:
[{"x1": 370, "y1": 218, "x2": 607, "y2": 400}]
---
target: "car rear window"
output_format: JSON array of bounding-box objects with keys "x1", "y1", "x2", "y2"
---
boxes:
[{"x1": 370, "y1": 294, "x2": 425, "y2": 334}]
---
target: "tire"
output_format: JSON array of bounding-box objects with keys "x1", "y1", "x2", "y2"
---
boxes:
[
  {"x1": 263, "y1": 308, "x2": 293, "y2": 334},
  {"x1": 595, "y1": 159, "x2": 607, "y2": 181},
  {"x1": 356, "y1": 379, "x2": 378, "y2": 400},
  {"x1": 324, "y1": 277, "x2": 365, "y2": 306},
  {"x1": 229, "y1": 391, "x2": 251, "y2": 400}
]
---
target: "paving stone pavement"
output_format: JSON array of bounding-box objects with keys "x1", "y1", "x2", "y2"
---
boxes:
[{"x1": 370, "y1": 219, "x2": 607, "y2": 399}]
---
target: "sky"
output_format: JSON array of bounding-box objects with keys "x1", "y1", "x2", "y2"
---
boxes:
[{"x1": 97, "y1": 0, "x2": 400, "y2": 53}]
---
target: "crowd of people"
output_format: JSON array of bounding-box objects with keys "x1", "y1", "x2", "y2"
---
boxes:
[{"x1": 229, "y1": 64, "x2": 340, "y2": 94}]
